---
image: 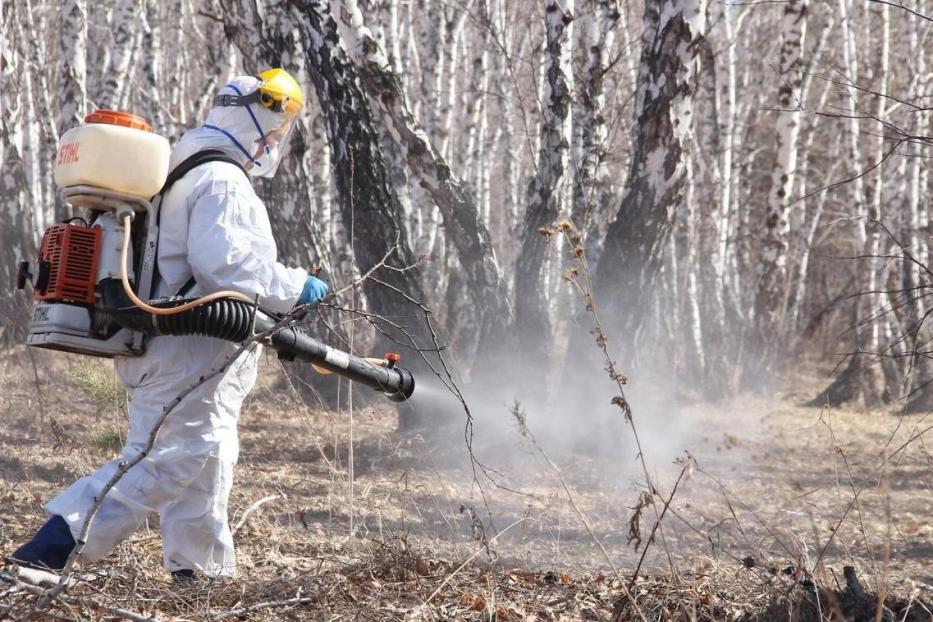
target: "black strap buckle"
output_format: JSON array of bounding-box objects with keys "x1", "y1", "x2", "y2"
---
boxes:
[
  {"x1": 213, "y1": 93, "x2": 241, "y2": 107},
  {"x1": 214, "y1": 90, "x2": 267, "y2": 109}
]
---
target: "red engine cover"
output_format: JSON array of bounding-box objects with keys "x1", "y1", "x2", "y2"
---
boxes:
[{"x1": 35, "y1": 223, "x2": 102, "y2": 305}]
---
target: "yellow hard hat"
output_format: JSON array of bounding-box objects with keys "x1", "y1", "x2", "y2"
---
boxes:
[
  {"x1": 213, "y1": 68, "x2": 304, "y2": 115},
  {"x1": 256, "y1": 68, "x2": 304, "y2": 114}
]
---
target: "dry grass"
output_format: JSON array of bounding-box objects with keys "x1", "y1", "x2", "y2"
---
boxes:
[{"x1": 1, "y1": 347, "x2": 932, "y2": 620}]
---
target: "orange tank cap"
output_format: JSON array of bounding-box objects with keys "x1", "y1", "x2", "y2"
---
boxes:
[
  {"x1": 385, "y1": 352, "x2": 401, "y2": 363},
  {"x1": 85, "y1": 109, "x2": 153, "y2": 132}
]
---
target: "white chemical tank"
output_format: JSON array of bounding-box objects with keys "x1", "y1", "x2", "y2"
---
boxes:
[{"x1": 54, "y1": 110, "x2": 170, "y2": 200}]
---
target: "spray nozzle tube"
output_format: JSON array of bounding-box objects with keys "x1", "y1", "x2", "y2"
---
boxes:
[
  {"x1": 262, "y1": 319, "x2": 415, "y2": 401},
  {"x1": 99, "y1": 280, "x2": 415, "y2": 401}
]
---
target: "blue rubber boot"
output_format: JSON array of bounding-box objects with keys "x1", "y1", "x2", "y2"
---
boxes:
[{"x1": 10, "y1": 515, "x2": 76, "y2": 571}]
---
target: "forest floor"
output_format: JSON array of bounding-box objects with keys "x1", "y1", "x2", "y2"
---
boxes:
[{"x1": 1, "y1": 346, "x2": 932, "y2": 620}]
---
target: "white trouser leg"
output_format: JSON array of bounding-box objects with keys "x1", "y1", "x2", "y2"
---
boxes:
[
  {"x1": 160, "y1": 454, "x2": 236, "y2": 577},
  {"x1": 46, "y1": 337, "x2": 259, "y2": 568},
  {"x1": 45, "y1": 447, "x2": 216, "y2": 562}
]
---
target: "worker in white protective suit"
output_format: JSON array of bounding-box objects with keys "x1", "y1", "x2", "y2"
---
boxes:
[{"x1": 10, "y1": 69, "x2": 328, "y2": 581}]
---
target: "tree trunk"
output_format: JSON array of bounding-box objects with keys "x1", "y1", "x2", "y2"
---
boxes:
[
  {"x1": 904, "y1": 0, "x2": 933, "y2": 411},
  {"x1": 513, "y1": 0, "x2": 574, "y2": 369},
  {"x1": 0, "y1": 4, "x2": 38, "y2": 343},
  {"x1": 97, "y1": 0, "x2": 141, "y2": 110},
  {"x1": 750, "y1": 0, "x2": 808, "y2": 378},
  {"x1": 593, "y1": 0, "x2": 708, "y2": 369},
  {"x1": 330, "y1": 0, "x2": 513, "y2": 372},
  {"x1": 294, "y1": 2, "x2": 440, "y2": 427},
  {"x1": 56, "y1": 0, "x2": 88, "y2": 221},
  {"x1": 141, "y1": 0, "x2": 168, "y2": 133},
  {"x1": 571, "y1": 0, "x2": 618, "y2": 235},
  {"x1": 810, "y1": 0, "x2": 883, "y2": 408},
  {"x1": 694, "y1": 33, "x2": 730, "y2": 399}
]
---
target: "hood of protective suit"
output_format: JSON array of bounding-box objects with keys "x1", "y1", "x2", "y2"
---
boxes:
[{"x1": 170, "y1": 76, "x2": 290, "y2": 177}]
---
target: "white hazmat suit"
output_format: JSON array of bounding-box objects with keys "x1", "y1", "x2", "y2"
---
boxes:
[{"x1": 46, "y1": 76, "x2": 308, "y2": 577}]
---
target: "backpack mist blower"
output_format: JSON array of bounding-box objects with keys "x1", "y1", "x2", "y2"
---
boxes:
[{"x1": 15, "y1": 110, "x2": 414, "y2": 402}]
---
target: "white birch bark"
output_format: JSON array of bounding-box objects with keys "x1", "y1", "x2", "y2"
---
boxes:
[
  {"x1": 691, "y1": 30, "x2": 731, "y2": 397},
  {"x1": 168, "y1": 0, "x2": 187, "y2": 130},
  {"x1": 788, "y1": 76, "x2": 835, "y2": 333},
  {"x1": 22, "y1": 65, "x2": 45, "y2": 235},
  {"x1": 729, "y1": 7, "x2": 761, "y2": 313},
  {"x1": 0, "y1": 6, "x2": 38, "y2": 340},
  {"x1": 142, "y1": 0, "x2": 168, "y2": 132},
  {"x1": 718, "y1": 5, "x2": 738, "y2": 291},
  {"x1": 463, "y1": 45, "x2": 489, "y2": 222},
  {"x1": 438, "y1": 4, "x2": 471, "y2": 161},
  {"x1": 21, "y1": 0, "x2": 57, "y2": 225},
  {"x1": 385, "y1": 0, "x2": 403, "y2": 74},
  {"x1": 402, "y1": 0, "x2": 421, "y2": 116},
  {"x1": 839, "y1": 0, "x2": 865, "y2": 246},
  {"x1": 98, "y1": 0, "x2": 140, "y2": 109},
  {"x1": 906, "y1": 1, "x2": 928, "y2": 323},
  {"x1": 571, "y1": 0, "x2": 618, "y2": 232},
  {"x1": 478, "y1": 63, "x2": 495, "y2": 229},
  {"x1": 58, "y1": 0, "x2": 88, "y2": 137},
  {"x1": 594, "y1": 0, "x2": 708, "y2": 363},
  {"x1": 684, "y1": 158, "x2": 705, "y2": 376},
  {"x1": 752, "y1": 0, "x2": 808, "y2": 366},
  {"x1": 615, "y1": 0, "x2": 637, "y2": 88},
  {"x1": 866, "y1": 2, "x2": 889, "y2": 358},
  {"x1": 904, "y1": 1, "x2": 933, "y2": 410},
  {"x1": 416, "y1": 2, "x2": 444, "y2": 131},
  {"x1": 330, "y1": 0, "x2": 513, "y2": 357},
  {"x1": 117, "y1": 20, "x2": 145, "y2": 111},
  {"x1": 56, "y1": 0, "x2": 88, "y2": 221},
  {"x1": 514, "y1": 0, "x2": 574, "y2": 365}
]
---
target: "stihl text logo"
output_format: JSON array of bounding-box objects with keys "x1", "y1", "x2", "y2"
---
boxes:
[{"x1": 57, "y1": 143, "x2": 80, "y2": 165}]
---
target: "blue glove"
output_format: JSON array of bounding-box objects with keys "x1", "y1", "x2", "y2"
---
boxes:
[{"x1": 297, "y1": 275, "x2": 329, "y2": 305}]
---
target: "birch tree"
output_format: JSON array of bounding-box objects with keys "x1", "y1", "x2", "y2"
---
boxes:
[
  {"x1": 330, "y1": 0, "x2": 514, "y2": 368},
  {"x1": 1, "y1": 3, "x2": 39, "y2": 341},
  {"x1": 56, "y1": 0, "x2": 88, "y2": 221},
  {"x1": 692, "y1": 34, "x2": 730, "y2": 397},
  {"x1": 594, "y1": 0, "x2": 708, "y2": 366},
  {"x1": 222, "y1": 0, "x2": 439, "y2": 421},
  {"x1": 810, "y1": 0, "x2": 886, "y2": 407},
  {"x1": 750, "y1": 0, "x2": 808, "y2": 376},
  {"x1": 513, "y1": 0, "x2": 574, "y2": 366},
  {"x1": 98, "y1": 0, "x2": 141, "y2": 109},
  {"x1": 904, "y1": 0, "x2": 932, "y2": 412},
  {"x1": 571, "y1": 0, "x2": 618, "y2": 235}
]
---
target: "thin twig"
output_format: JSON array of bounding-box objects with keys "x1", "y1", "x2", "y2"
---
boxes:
[
  {"x1": 232, "y1": 495, "x2": 282, "y2": 536},
  {"x1": 0, "y1": 571, "x2": 159, "y2": 621},
  {"x1": 216, "y1": 595, "x2": 318, "y2": 619},
  {"x1": 421, "y1": 517, "x2": 526, "y2": 608},
  {"x1": 629, "y1": 461, "x2": 689, "y2": 589}
]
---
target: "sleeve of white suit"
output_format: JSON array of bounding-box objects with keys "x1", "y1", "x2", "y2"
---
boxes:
[{"x1": 185, "y1": 174, "x2": 307, "y2": 315}]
